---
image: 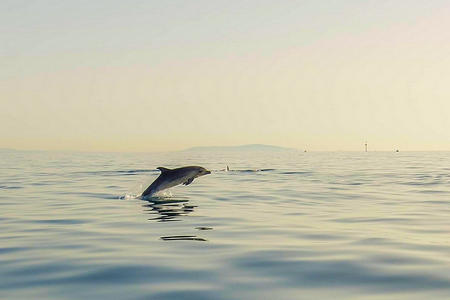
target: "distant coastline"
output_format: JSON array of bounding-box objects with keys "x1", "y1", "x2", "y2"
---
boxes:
[{"x1": 183, "y1": 144, "x2": 297, "y2": 152}]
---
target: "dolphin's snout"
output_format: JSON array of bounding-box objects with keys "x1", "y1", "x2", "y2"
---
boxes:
[{"x1": 205, "y1": 170, "x2": 211, "y2": 175}]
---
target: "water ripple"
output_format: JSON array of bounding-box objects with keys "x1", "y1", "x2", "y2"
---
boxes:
[{"x1": 1, "y1": 151, "x2": 449, "y2": 299}]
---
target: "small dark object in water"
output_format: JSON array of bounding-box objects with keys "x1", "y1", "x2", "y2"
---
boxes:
[{"x1": 195, "y1": 227, "x2": 213, "y2": 231}]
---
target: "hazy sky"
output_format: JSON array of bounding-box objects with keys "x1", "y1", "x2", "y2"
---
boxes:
[{"x1": 2, "y1": 0, "x2": 450, "y2": 151}]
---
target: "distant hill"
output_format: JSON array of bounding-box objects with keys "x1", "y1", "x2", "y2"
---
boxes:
[{"x1": 183, "y1": 144, "x2": 296, "y2": 152}]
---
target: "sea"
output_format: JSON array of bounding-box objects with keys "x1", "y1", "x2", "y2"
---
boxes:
[{"x1": 1, "y1": 150, "x2": 449, "y2": 299}]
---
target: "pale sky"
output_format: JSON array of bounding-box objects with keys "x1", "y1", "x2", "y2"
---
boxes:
[{"x1": 1, "y1": 0, "x2": 450, "y2": 151}]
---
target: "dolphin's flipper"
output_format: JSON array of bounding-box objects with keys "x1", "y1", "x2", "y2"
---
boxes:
[{"x1": 183, "y1": 178, "x2": 194, "y2": 185}]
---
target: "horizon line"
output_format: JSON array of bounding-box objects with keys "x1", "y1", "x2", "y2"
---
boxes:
[{"x1": 2, "y1": 147, "x2": 450, "y2": 154}]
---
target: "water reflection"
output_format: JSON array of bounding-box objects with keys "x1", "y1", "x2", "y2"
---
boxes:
[
  {"x1": 160, "y1": 235, "x2": 207, "y2": 241},
  {"x1": 142, "y1": 198, "x2": 195, "y2": 222},
  {"x1": 141, "y1": 197, "x2": 208, "y2": 241}
]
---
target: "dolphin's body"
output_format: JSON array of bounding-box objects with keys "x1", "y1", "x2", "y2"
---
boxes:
[{"x1": 141, "y1": 166, "x2": 211, "y2": 197}]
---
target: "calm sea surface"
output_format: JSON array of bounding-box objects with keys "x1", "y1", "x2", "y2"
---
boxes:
[{"x1": 1, "y1": 150, "x2": 449, "y2": 299}]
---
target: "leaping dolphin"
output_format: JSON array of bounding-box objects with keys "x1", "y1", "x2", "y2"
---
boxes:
[{"x1": 141, "y1": 166, "x2": 211, "y2": 197}]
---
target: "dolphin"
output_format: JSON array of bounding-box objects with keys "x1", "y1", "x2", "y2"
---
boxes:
[{"x1": 141, "y1": 166, "x2": 211, "y2": 197}]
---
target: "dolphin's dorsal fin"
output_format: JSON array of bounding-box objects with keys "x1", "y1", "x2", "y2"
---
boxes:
[{"x1": 157, "y1": 167, "x2": 171, "y2": 173}]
